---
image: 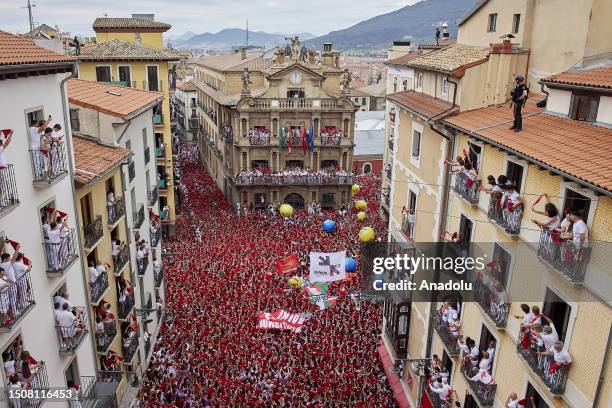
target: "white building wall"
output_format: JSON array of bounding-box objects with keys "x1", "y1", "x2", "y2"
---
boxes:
[
  {"x1": 596, "y1": 95, "x2": 612, "y2": 125},
  {"x1": 546, "y1": 88, "x2": 571, "y2": 116},
  {"x1": 0, "y1": 73, "x2": 97, "y2": 396}
]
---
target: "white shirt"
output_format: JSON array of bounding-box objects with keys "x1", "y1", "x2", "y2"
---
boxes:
[
  {"x1": 53, "y1": 295, "x2": 73, "y2": 309},
  {"x1": 4, "y1": 359, "x2": 16, "y2": 376},
  {"x1": 522, "y1": 311, "x2": 534, "y2": 326},
  {"x1": 478, "y1": 356, "x2": 492, "y2": 371},
  {"x1": 553, "y1": 348, "x2": 572, "y2": 364},
  {"x1": 89, "y1": 266, "x2": 100, "y2": 282},
  {"x1": 469, "y1": 368, "x2": 493, "y2": 384},
  {"x1": 96, "y1": 264, "x2": 107, "y2": 275},
  {"x1": 112, "y1": 242, "x2": 120, "y2": 257},
  {"x1": 42, "y1": 223, "x2": 51, "y2": 239},
  {"x1": 29, "y1": 126, "x2": 41, "y2": 148},
  {"x1": 0, "y1": 146, "x2": 6, "y2": 167},
  {"x1": 13, "y1": 261, "x2": 28, "y2": 280},
  {"x1": 0, "y1": 261, "x2": 15, "y2": 283},
  {"x1": 572, "y1": 219, "x2": 589, "y2": 247},
  {"x1": 51, "y1": 129, "x2": 64, "y2": 141},
  {"x1": 57, "y1": 309, "x2": 76, "y2": 327},
  {"x1": 429, "y1": 382, "x2": 451, "y2": 399},
  {"x1": 48, "y1": 227, "x2": 62, "y2": 244},
  {"x1": 542, "y1": 323, "x2": 559, "y2": 350}
]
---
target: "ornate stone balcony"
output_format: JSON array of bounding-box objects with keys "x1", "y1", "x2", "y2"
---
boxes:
[
  {"x1": 234, "y1": 173, "x2": 355, "y2": 186},
  {"x1": 537, "y1": 228, "x2": 590, "y2": 284}
]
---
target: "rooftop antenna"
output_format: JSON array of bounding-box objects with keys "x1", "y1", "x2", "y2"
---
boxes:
[
  {"x1": 22, "y1": 0, "x2": 36, "y2": 32},
  {"x1": 246, "y1": 19, "x2": 249, "y2": 46}
]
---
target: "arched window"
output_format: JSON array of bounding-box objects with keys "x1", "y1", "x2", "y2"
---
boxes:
[{"x1": 362, "y1": 162, "x2": 372, "y2": 174}]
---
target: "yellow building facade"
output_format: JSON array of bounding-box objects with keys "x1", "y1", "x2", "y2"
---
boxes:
[{"x1": 77, "y1": 16, "x2": 179, "y2": 236}]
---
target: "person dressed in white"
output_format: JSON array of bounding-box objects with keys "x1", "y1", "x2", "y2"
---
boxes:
[
  {"x1": 56, "y1": 303, "x2": 77, "y2": 347},
  {"x1": 429, "y1": 377, "x2": 452, "y2": 400},
  {"x1": 538, "y1": 315, "x2": 559, "y2": 351},
  {"x1": 29, "y1": 116, "x2": 52, "y2": 178},
  {"x1": 88, "y1": 260, "x2": 101, "y2": 283},
  {"x1": 107, "y1": 189, "x2": 116, "y2": 223},
  {"x1": 569, "y1": 210, "x2": 589, "y2": 248},
  {"x1": 538, "y1": 341, "x2": 572, "y2": 369},
  {"x1": 47, "y1": 216, "x2": 68, "y2": 270}
]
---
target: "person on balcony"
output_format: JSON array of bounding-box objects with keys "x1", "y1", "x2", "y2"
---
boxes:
[
  {"x1": 107, "y1": 188, "x2": 116, "y2": 222},
  {"x1": 531, "y1": 194, "x2": 560, "y2": 230},
  {"x1": 29, "y1": 116, "x2": 52, "y2": 177},
  {"x1": 111, "y1": 239, "x2": 126, "y2": 267},
  {"x1": 17, "y1": 350, "x2": 41, "y2": 387},
  {"x1": 57, "y1": 302, "x2": 77, "y2": 349},
  {"x1": 88, "y1": 260, "x2": 100, "y2": 283},
  {"x1": 538, "y1": 341, "x2": 572, "y2": 373},
  {"x1": 429, "y1": 377, "x2": 452, "y2": 400},
  {"x1": 0, "y1": 129, "x2": 13, "y2": 172},
  {"x1": 569, "y1": 209, "x2": 589, "y2": 248},
  {"x1": 0, "y1": 267, "x2": 15, "y2": 324},
  {"x1": 48, "y1": 216, "x2": 69, "y2": 270},
  {"x1": 506, "y1": 393, "x2": 535, "y2": 408}
]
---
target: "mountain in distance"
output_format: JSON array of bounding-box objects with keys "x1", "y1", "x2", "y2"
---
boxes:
[
  {"x1": 174, "y1": 29, "x2": 315, "y2": 50},
  {"x1": 305, "y1": 0, "x2": 477, "y2": 51},
  {"x1": 271, "y1": 32, "x2": 317, "y2": 40},
  {"x1": 177, "y1": 31, "x2": 197, "y2": 41}
]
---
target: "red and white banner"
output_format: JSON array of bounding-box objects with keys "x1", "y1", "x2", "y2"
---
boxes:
[{"x1": 256, "y1": 309, "x2": 311, "y2": 332}]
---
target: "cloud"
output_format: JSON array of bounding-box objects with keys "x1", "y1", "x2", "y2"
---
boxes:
[{"x1": 1, "y1": 0, "x2": 418, "y2": 38}]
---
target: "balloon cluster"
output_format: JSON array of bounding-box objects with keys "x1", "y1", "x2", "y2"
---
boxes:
[
  {"x1": 288, "y1": 275, "x2": 303, "y2": 289},
  {"x1": 279, "y1": 203, "x2": 294, "y2": 218}
]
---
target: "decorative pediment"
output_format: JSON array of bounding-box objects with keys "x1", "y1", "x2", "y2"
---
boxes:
[{"x1": 266, "y1": 63, "x2": 325, "y2": 82}]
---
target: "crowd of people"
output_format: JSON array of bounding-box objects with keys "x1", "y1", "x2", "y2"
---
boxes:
[
  {"x1": 234, "y1": 166, "x2": 355, "y2": 186},
  {"x1": 139, "y1": 144, "x2": 396, "y2": 407}
]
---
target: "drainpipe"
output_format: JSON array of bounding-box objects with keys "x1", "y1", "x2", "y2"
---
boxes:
[
  {"x1": 593, "y1": 323, "x2": 612, "y2": 407},
  {"x1": 60, "y1": 66, "x2": 99, "y2": 377}
]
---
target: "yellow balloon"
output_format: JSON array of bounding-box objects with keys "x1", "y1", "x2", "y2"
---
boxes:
[
  {"x1": 288, "y1": 275, "x2": 303, "y2": 289},
  {"x1": 355, "y1": 200, "x2": 367, "y2": 210},
  {"x1": 357, "y1": 211, "x2": 367, "y2": 221},
  {"x1": 359, "y1": 226, "x2": 375, "y2": 243},
  {"x1": 351, "y1": 184, "x2": 360, "y2": 195},
  {"x1": 279, "y1": 203, "x2": 294, "y2": 217}
]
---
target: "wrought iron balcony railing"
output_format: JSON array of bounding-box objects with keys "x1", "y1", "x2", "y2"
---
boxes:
[
  {"x1": 473, "y1": 279, "x2": 509, "y2": 328},
  {"x1": 107, "y1": 195, "x2": 125, "y2": 225},
  {"x1": 133, "y1": 204, "x2": 145, "y2": 229},
  {"x1": 148, "y1": 185, "x2": 159, "y2": 206},
  {"x1": 320, "y1": 133, "x2": 341, "y2": 146},
  {"x1": 154, "y1": 265, "x2": 163, "y2": 287},
  {"x1": 55, "y1": 307, "x2": 89, "y2": 353},
  {"x1": 433, "y1": 313, "x2": 460, "y2": 356},
  {"x1": 487, "y1": 195, "x2": 523, "y2": 235},
  {"x1": 234, "y1": 173, "x2": 355, "y2": 186},
  {"x1": 113, "y1": 245, "x2": 129, "y2": 275},
  {"x1": 0, "y1": 165, "x2": 19, "y2": 215},
  {"x1": 460, "y1": 357, "x2": 497, "y2": 406},
  {"x1": 425, "y1": 389, "x2": 451, "y2": 408},
  {"x1": 68, "y1": 375, "x2": 118, "y2": 408},
  {"x1": 8, "y1": 362, "x2": 49, "y2": 408},
  {"x1": 249, "y1": 133, "x2": 271, "y2": 145},
  {"x1": 516, "y1": 331, "x2": 570, "y2": 394},
  {"x1": 537, "y1": 229, "x2": 590, "y2": 283},
  {"x1": 83, "y1": 215, "x2": 103, "y2": 249},
  {"x1": 29, "y1": 144, "x2": 68, "y2": 185},
  {"x1": 97, "y1": 370, "x2": 122, "y2": 383},
  {"x1": 137, "y1": 256, "x2": 149, "y2": 275},
  {"x1": 118, "y1": 292, "x2": 135, "y2": 320},
  {"x1": 401, "y1": 214, "x2": 415, "y2": 241},
  {"x1": 0, "y1": 273, "x2": 35, "y2": 330},
  {"x1": 90, "y1": 271, "x2": 109, "y2": 304},
  {"x1": 44, "y1": 228, "x2": 79, "y2": 275},
  {"x1": 96, "y1": 321, "x2": 116, "y2": 353},
  {"x1": 454, "y1": 171, "x2": 481, "y2": 205},
  {"x1": 151, "y1": 227, "x2": 161, "y2": 248},
  {"x1": 122, "y1": 333, "x2": 140, "y2": 362}
]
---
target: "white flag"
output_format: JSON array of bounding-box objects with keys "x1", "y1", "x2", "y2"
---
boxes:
[{"x1": 309, "y1": 251, "x2": 346, "y2": 282}]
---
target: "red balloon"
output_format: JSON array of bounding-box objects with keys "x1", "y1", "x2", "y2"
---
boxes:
[{"x1": 339, "y1": 287, "x2": 348, "y2": 296}]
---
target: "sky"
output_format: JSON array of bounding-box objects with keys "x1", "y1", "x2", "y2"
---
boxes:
[{"x1": 1, "y1": 0, "x2": 420, "y2": 38}]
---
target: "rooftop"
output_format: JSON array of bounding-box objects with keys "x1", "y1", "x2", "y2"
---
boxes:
[
  {"x1": 542, "y1": 63, "x2": 612, "y2": 90},
  {"x1": 93, "y1": 17, "x2": 171, "y2": 32},
  {"x1": 418, "y1": 37, "x2": 457, "y2": 50},
  {"x1": 192, "y1": 52, "x2": 266, "y2": 72},
  {"x1": 443, "y1": 102, "x2": 612, "y2": 193},
  {"x1": 73, "y1": 136, "x2": 133, "y2": 187},
  {"x1": 67, "y1": 79, "x2": 163, "y2": 119},
  {"x1": 79, "y1": 39, "x2": 179, "y2": 61},
  {"x1": 176, "y1": 81, "x2": 197, "y2": 92},
  {"x1": 387, "y1": 90, "x2": 458, "y2": 120},
  {"x1": 386, "y1": 51, "x2": 420, "y2": 67},
  {"x1": 0, "y1": 29, "x2": 74, "y2": 67},
  {"x1": 406, "y1": 44, "x2": 490, "y2": 76},
  {"x1": 358, "y1": 82, "x2": 386, "y2": 97}
]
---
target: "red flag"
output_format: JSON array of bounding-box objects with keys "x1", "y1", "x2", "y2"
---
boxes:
[
  {"x1": 288, "y1": 128, "x2": 293, "y2": 153},
  {"x1": 301, "y1": 125, "x2": 307, "y2": 156},
  {"x1": 275, "y1": 254, "x2": 299, "y2": 274},
  {"x1": 46, "y1": 207, "x2": 68, "y2": 218},
  {"x1": 1, "y1": 129, "x2": 13, "y2": 136},
  {"x1": 6, "y1": 239, "x2": 19, "y2": 251},
  {"x1": 23, "y1": 256, "x2": 31, "y2": 267}
]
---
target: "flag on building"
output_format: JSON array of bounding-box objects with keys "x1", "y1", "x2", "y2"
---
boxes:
[
  {"x1": 301, "y1": 124, "x2": 307, "y2": 156},
  {"x1": 308, "y1": 123, "x2": 315, "y2": 154},
  {"x1": 288, "y1": 127, "x2": 293, "y2": 153},
  {"x1": 309, "y1": 251, "x2": 346, "y2": 282},
  {"x1": 275, "y1": 254, "x2": 299, "y2": 274},
  {"x1": 280, "y1": 127, "x2": 287, "y2": 150}
]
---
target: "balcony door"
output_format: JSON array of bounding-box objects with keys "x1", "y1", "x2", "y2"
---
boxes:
[
  {"x1": 95, "y1": 66, "x2": 112, "y2": 82},
  {"x1": 525, "y1": 382, "x2": 550, "y2": 408},
  {"x1": 147, "y1": 66, "x2": 159, "y2": 91},
  {"x1": 542, "y1": 288, "x2": 572, "y2": 342},
  {"x1": 118, "y1": 65, "x2": 131, "y2": 85}
]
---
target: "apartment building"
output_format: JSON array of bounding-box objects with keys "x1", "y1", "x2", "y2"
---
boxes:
[
  {"x1": 68, "y1": 79, "x2": 166, "y2": 402},
  {"x1": 457, "y1": 0, "x2": 612, "y2": 84},
  {"x1": 76, "y1": 15, "x2": 179, "y2": 237},
  {"x1": 172, "y1": 81, "x2": 198, "y2": 141},
  {"x1": 380, "y1": 2, "x2": 612, "y2": 406},
  {"x1": 0, "y1": 30, "x2": 112, "y2": 407},
  {"x1": 191, "y1": 39, "x2": 357, "y2": 209}
]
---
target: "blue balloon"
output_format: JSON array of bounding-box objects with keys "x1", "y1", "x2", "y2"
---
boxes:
[
  {"x1": 345, "y1": 257, "x2": 357, "y2": 272},
  {"x1": 322, "y1": 219, "x2": 336, "y2": 233}
]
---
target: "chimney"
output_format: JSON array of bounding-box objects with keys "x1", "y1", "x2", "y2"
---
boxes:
[
  {"x1": 240, "y1": 47, "x2": 247, "y2": 60},
  {"x1": 132, "y1": 13, "x2": 155, "y2": 21},
  {"x1": 388, "y1": 40, "x2": 412, "y2": 61},
  {"x1": 323, "y1": 43, "x2": 332, "y2": 52},
  {"x1": 442, "y1": 32, "x2": 450, "y2": 38}
]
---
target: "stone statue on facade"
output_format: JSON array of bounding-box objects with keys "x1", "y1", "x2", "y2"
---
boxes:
[
  {"x1": 285, "y1": 36, "x2": 301, "y2": 60},
  {"x1": 307, "y1": 48, "x2": 320, "y2": 64},
  {"x1": 274, "y1": 48, "x2": 286, "y2": 65},
  {"x1": 300, "y1": 45, "x2": 308, "y2": 62},
  {"x1": 241, "y1": 67, "x2": 252, "y2": 96},
  {"x1": 340, "y1": 69, "x2": 353, "y2": 94}
]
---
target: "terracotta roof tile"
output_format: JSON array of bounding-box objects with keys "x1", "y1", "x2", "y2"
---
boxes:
[
  {"x1": 387, "y1": 90, "x2": 458, "y2": 119},
  {"x1": 93, "y1": 17, "x2": 171, "y2": 31},
  {"x1": 418, "y1": 37, "x2": 457, "y2": 50},
  {"x1": 542, "y1": 65, "x2": 612, "y2": 89},
  {"x1": 79, "y1": 39, "x2": 179, "y2": 61},
  {"x1": 73, "y1": 136, "x2": 132, "y2": 186},
  {"x1": 67, "y1": 79, "x2": 163, "y2": 118},
  {"x1": 406, "y1": 44, "x2": 489, "y2": 76},
  {"x1": 0, "y1": 29, "x2": 75, "y2": 66},
  {"x1": 443, "y1": 103, "x2": 612, "y2": 192},
  {"x1": 176, "y1": 81, "x2": 197, "y2": 92}
]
